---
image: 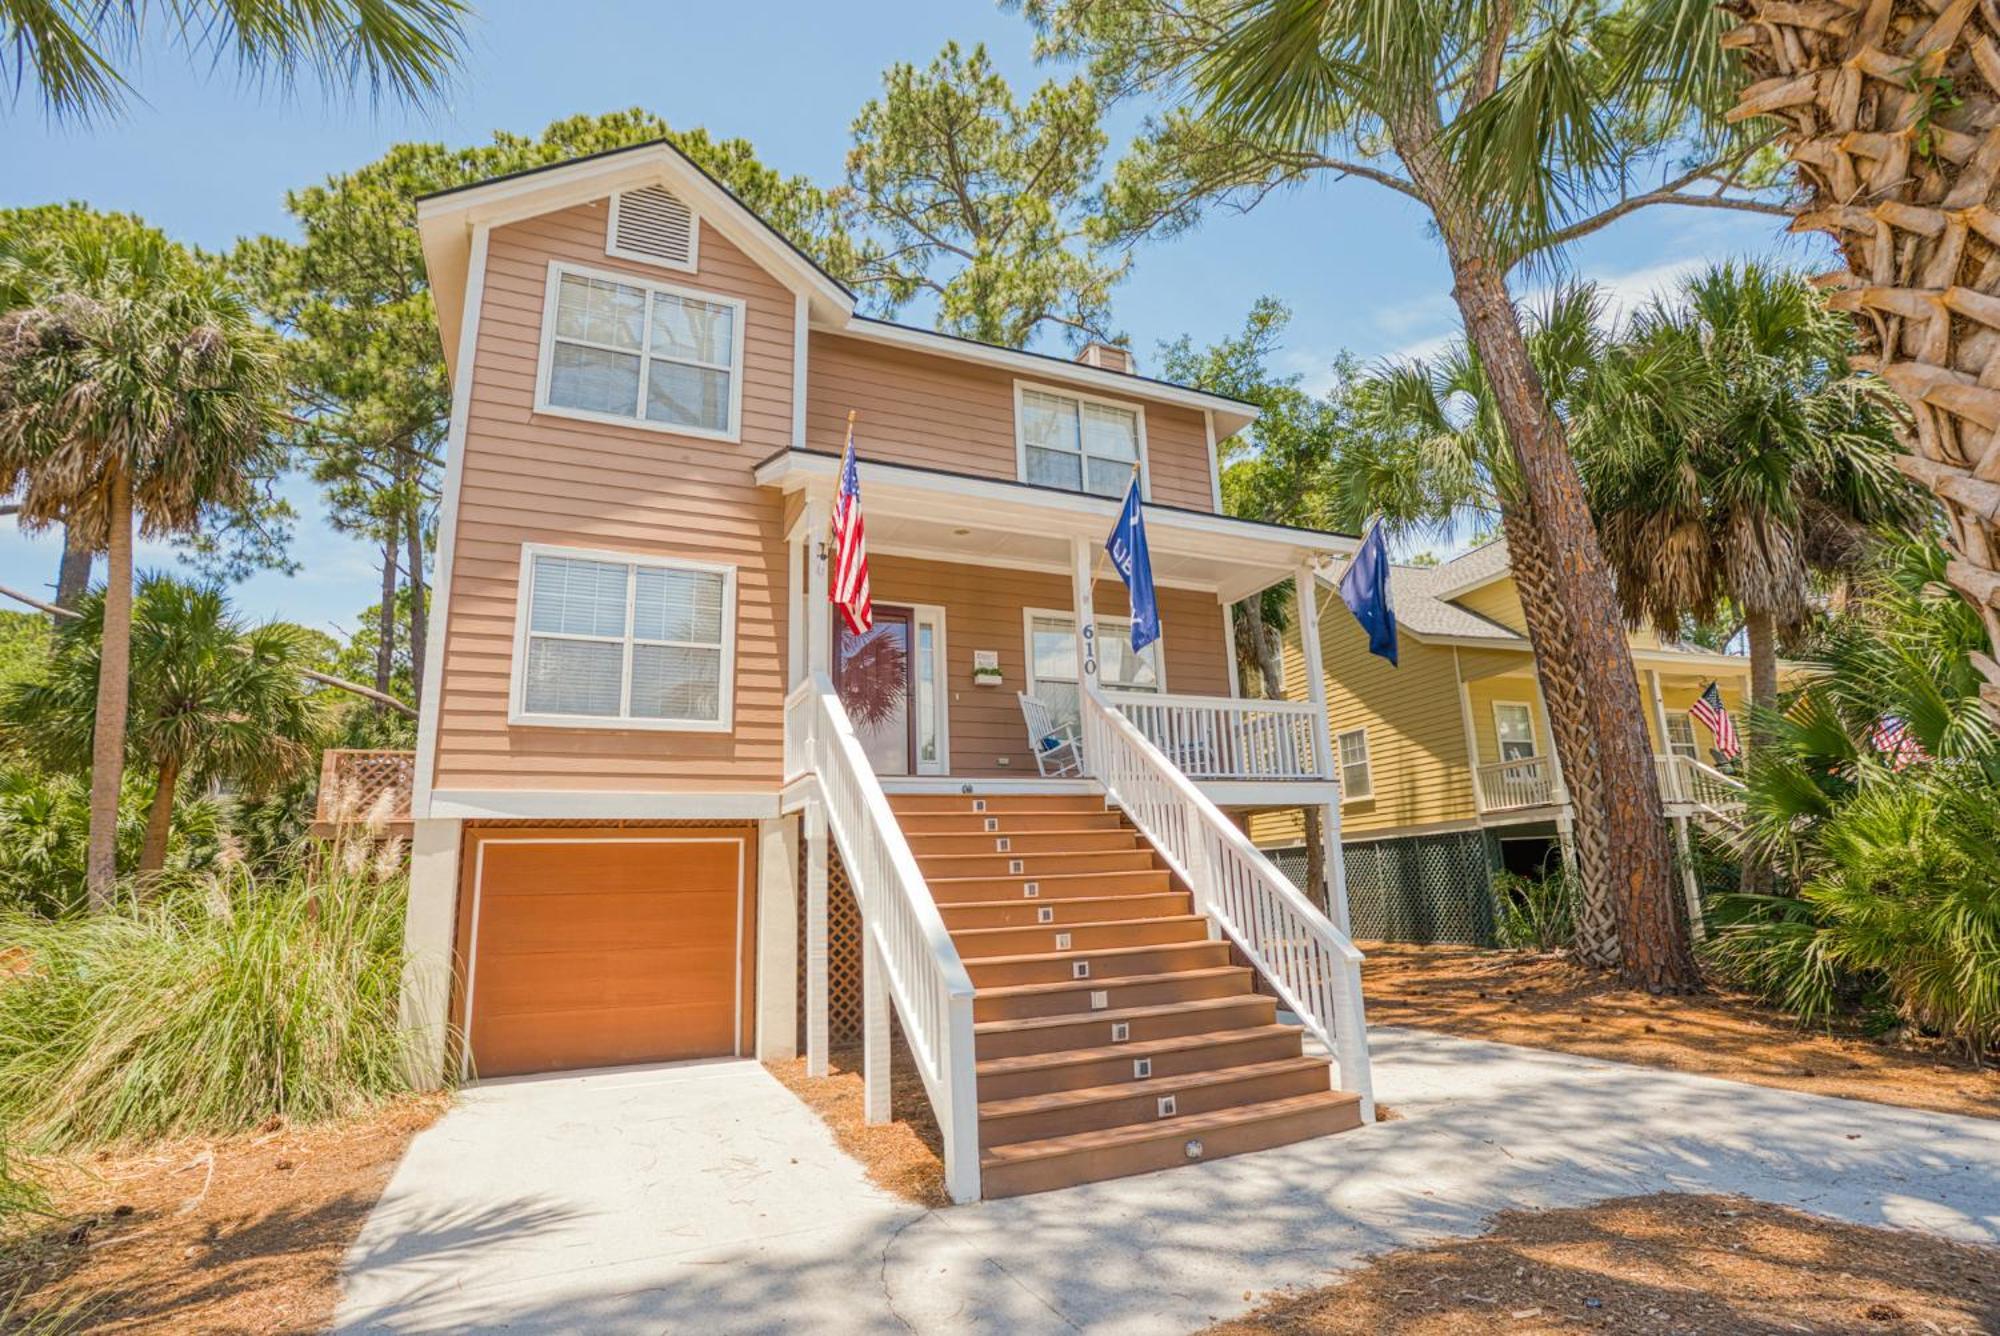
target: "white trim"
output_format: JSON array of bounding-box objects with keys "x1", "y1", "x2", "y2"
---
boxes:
[
  {"x1": 460, "y1": 834, "x2": 747, "y2": 1081},
  {"x1": 507, "y1": 542, "x2": 739, "y2": 733},
  {"x1": 1335, "y1": 725, "x2": 1374, "y2": 802},
  {"x1": 413, "y1": 222, "x2": 490, "y2": 822},
  {"x1": 1012, "y1": 379, "x2": 1151, "y2": 503},
  {"x1": 605, "y1": 186, "x2": 700, "y2": 273},
  {"x1": 1491, "y1": 698, "x2": 1538, "y2": 761},
  {"x1": 908, "y1": 602, "x2": 951, "y2": 775},
  {"x1": 1203, "y1": 408, "x2": 1222, "y2": 512},
  {"x1": 429, "y1": 789, "x2": 780, "y2": 821},
  {"x1": 791, "y1": 290, "x2": 809, "y2": 449},
  {"x1": 1222, "y1": 600, "x2": 1241, "y2": 697},
  {"x1": 1022, "y1": 604, "x2": 1167, "y2": 699},
  {"x1": 532, "y1": 259, "x2": 747, "y2": 444}
]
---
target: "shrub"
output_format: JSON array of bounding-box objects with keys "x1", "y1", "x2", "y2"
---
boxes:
[
  {"x1": 0, "y1": 850, "x2": 423, "y2": 1149},
  {"x1": 0, "y1": 765, "x2": 223, "y2": 918},
  {"x1": 1492, "y1": 867, "x2": 1575, "y2": 952}
]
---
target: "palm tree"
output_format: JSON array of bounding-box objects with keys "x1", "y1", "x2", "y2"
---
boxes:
[
  {"x1": 0, "y1": 213, "x2": 281, "y2": 907},
  {"x1": 1713, "y1": 3, "x2": 2000, "y2": 727},
  {"x1": 2, "y1": 576, "x2": 329, "y2": 875},
  {"x1": 1, "y1": 0, "x2": 467, "y2": 122}
]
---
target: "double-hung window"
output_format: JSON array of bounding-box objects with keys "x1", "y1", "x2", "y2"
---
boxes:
[
  {"x1": 1026, "y1": 610, "x2": 1162, "y2": 730},
  {"x1": 1494, "y1": 702, "x2": 1537, "y2": 763},
  {"x1": 1017, "y1": 385, "x2": 1144, "y2": 498},
  {"x1": 537, "y1": 262, "x2": 743, "y2": 439},
  {"x1": 512, "y1": 546, "x2": 736, "y2": 731},
  {"x1": 1337, "y1": 728, "x2": 1373, "y2": 800}
]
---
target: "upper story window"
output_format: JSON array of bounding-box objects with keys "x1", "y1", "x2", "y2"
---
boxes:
[
  {"x1": 1337, "y1": 728, "x2": 1373, "y2": 800},
  {"x1": 1016, "y1": 384, "x2": 1145, "y2": 499},
  {"x1": 510, "y1": 545, "x2": 737, "y2": 732},
  {"x1": 1666, "y1": 712, "x2": 1699, "y2": 760},
  {"x1": 535, "y1": 262, "x2": 744, "y2": 441},
  {"x1": 1494, "y1": 701, "x2": 1537, "y2": 762}
]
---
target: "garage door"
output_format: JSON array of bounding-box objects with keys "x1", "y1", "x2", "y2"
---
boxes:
[{"x1": 459, "y1": 830, "x2": 755, "y2": 1078}]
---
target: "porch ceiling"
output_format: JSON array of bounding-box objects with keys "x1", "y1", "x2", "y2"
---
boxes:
[{"x1": 758, "y1": 447, "x2": 1353, "y2": 601}]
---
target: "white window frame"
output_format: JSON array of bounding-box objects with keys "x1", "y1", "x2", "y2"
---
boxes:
[
  {"x1": 1666, "y1": 712, "x2": 1699, "y2": 760},
  {"x1": 533, "y1": 259, "x2": 746, "y2": 443},
  {"x1": 1493, "y1": 700, "x2": 1538, "y2": 763},
  {"x1": 605, "y1": 189, "x2": 701, "y2": 274},
  {"x1": 1336, "y1": 726, "x2": 1373, "y2": 802},
  {"x1": 507, "y1": 542, "x2": 738, "y2": 733},
  {"x1": 1022, "y1": 606, "x2": 1167, "y2": 698},
  {"x1": 1013, "y1": 380, "x2": 1152, "y2": 502}
]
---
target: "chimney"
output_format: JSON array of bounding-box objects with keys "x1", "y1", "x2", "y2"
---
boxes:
[{"x1": 1074, "y1": 341, "x2": 1136, "y2": 375}]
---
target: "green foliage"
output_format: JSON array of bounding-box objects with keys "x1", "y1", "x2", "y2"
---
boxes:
[
  {"x1": 0, "y1": 855, "x2": 423, "y2": 1149},
  {"x1": 847, "y1": 41, "x2": 1124, "y2": 348},
  {"x1": 0, "y1": 766, "x2": 223, "y2": 918},
  {"x1": 1492, "y1": 867, "x2": 1576, "y2": 952},
  {"x1": 0, "y1": 613, "x2": 49, "y2": 695}
]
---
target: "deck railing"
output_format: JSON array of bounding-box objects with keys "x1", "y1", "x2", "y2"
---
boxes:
[
  {"x1": 313, "y1": 749, "x2": 415, "y2": 830},
  {"x1": 785, "y1": 675, "x2": 983, "y2": 1203},
  {"x1": 1081, "y1": 687, "x2": 1374, "y2": 1117},
  {"x1": 1103, "y1": 691, "x2": 1328, "y2": 782},
  {"x1": 1655, "y1": 753, "x2": 1748, "y2": 812},
  {"x1": 1472, "y1": 754, "x2": 1560, "y2": 812}
]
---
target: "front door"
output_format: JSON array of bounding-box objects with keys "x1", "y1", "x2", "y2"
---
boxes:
[{"x1": 835, "y1": 605, "x2": 915, "y2": 776}]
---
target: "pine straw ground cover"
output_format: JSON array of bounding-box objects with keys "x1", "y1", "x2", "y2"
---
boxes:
[
  {"x1": 1361, "y1": 943, "x2": 1999, "y2": 1120},
  {"x1": 765, "y1": 1039, "x2": 949, "y2": 1207},
  {"x1": 0, "y1": 1095, "x2": 446, "y2": 1333},
  {"x1": 1209, "y1": 1193, "x2": 2000, "y2": 1335}
]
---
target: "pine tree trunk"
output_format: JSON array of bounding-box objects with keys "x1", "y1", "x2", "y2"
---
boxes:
[
  {"x1": 85, "y1": 466, "x2": 134, "y2": 911},
  {"x1": 405, "y1": 498, "x2": 427, "y2": 699},
  {"x1": 1501, "y1": 510, "x2": 1622, "y2": 968},
  {"x1": 1726, "y1": 3, "x2": 2000, "y2": 725},
  {"x1": 55, "y1": 521, "x2": 92, "y2": 611},
  {"x1": 1739, "y1": 608, "x2": 1780, "y2": 897},
  {"x1": 374, "y1": 511, "x2": 400, "y2": 711},
  {"x1": 139, "y1": 755, "x2": 181, "y2": 875}
]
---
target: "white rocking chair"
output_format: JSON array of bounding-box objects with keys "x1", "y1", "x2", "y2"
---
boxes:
[{"x1": 1018, "y1": 692, "x2": 1084, "y2": 778}]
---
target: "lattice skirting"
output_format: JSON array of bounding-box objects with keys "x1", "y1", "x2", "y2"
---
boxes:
[
  {"x1": 1276, "y1": 832, "x2": 1501, "y2": 946},
  {"x1": 797, "y1": 834, "x2": 864, "y2": 1048}
]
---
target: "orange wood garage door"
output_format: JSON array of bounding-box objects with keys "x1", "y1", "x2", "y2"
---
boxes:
[{"x1": 458, "y1": 829, "x2": 756, "y2": 1078}]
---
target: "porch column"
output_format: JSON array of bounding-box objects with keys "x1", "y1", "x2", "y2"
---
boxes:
[
  {"x1": 1071, "y1": 533, "x2": 1099, "y2": 703},
  {"x1": 400, "y1": 817, "x2": 462, "y2": 1088},
  {"x1": 1647, "y1": 669, "x2": 1674, "y2": 800},
  {"x1": 1673, "y1": 815, "x2": 1708, "y2": 943},
  {"x1": 1531, "y1": 679, "x2": 1566, "y2": 804},
  {"x1": 1295, "y1": 563, "x2": 1352, "y2": 937},
  {"x1": 805, "y1": 497, "x2": 831, "y2": 682},
  {"x1": 805, "y1": 797, "x2": 830, "y2": 1077},
  {"x1": 754, "y1": 815, "x2": 800, "y2": 1062},
  {"x1": 862, "y1": 929, "x2": 892, "y2": 1123}
]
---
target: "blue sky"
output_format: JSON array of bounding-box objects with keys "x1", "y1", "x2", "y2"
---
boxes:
[{"x1": 4, "y1": 0, "x2": 1830, "y2": 636}]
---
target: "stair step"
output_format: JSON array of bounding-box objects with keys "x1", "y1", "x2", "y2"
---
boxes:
[
  {"x1": 977, "y1": 1057, "x2": 1333, "y2": 1148},
  {"x1": 907, "y1": 829, "x2": 1142, "y2": 855},
  {"x1": 888, "y1": 792, "x2": 1109, "y2": 814},
  {"x1": 978, "y1": 1089, "x2": 1365, "y2": 1198},
  {"x1": 916, "y1": 849, "x2": 1159, "y2": 878},
  {"x1": 964, "y1": 939, "x2": 1231, "y2": 988},
  {"x1": 950, "y1": 915, "x2": 1209, "y2": 959},
  {"x1": 973, "y1": 965, "x2": 1251, "y2": 1022},
  {"x1": 927, "y1": 869, "x2": 1175, "y2": 904},
  {"x1": 976, "y1": 1025, "x2": 1305, "y2": 1100},
  {"x1": 974, "y1": 993, "x2": 1278, "y2": 1058},
  {"x1": 941, "y1": 892, "x2": 1192, "y2": 931},
  {"x1": 897, "y1": 810, "x2": 1128, "y2": 834}
]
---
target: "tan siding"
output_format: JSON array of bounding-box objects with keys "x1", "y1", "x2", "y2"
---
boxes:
[
  {"x1": 1647, "y1": 675, "x2": 1751, "y2": 755},
  {"x1": 1466, "y1": 673, "x2": 1545, "y2": 768},
  {"x1": 806, "y1": 333, "x2": 1217, "y2": 512},
  {"x1": 1452, "y1": 579, "x2": 1528, "y2": 634},
  {"x1": 431, "y1": 200, "x2": 796, "y2": 794},
  {"x1": 866, "y1": 554, "x2": 1229, "y2": 777}
]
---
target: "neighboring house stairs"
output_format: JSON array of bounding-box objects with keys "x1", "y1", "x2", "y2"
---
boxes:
[{"x1": 891, "y1": 790, "x2": 1364, "y2": 1199}]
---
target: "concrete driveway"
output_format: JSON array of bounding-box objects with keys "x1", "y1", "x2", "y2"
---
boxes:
[{"x1": 336, "y1": 1031, "x2": 2000, "y2": 1334}]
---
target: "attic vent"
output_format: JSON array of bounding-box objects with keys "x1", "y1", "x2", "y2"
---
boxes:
[{"x1": 608, "y1": 186, "x2": 697, "y2": 271}]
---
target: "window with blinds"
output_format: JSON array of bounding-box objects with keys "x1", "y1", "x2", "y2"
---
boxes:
[
  {"x1": 1016, "y1": 385, "x2": 1143, "y2": 499},
  {"x1": 537, "y1": 263, "x2": 742, "y2": 439},
  {"x1": 1337, "y1": 728, "x2": 1373, "y2": 800},
  {"x1": 512, "y1": 548, "x2": 735, "y2": 730}
]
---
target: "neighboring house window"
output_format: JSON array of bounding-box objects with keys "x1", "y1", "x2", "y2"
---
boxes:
[
  {"x1": 1666, "y1": 713, "x2": 1699, "y2": 760},
  {"x1": 1017, "y1": 385, "x2": 1144, "y2": 499},
  {"x1": 1337, "y1": 728, "x2": 1373, "y2": 800},
  {"x1": 1494, "y1": 701, "x2": 1537, "y2": 762},
  {"x1": 512, "y1": 546, "x2": 736, "y2": 730},
  {"x1": 1026, "y1": 610, "x2": 1162, "y2": 728},
  {"x1": 536, "y1": 262, "x2": 743, "y2": 439}
]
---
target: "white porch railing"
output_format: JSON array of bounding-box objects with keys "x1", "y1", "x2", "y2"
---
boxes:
[
  {"x1": 785, "y1": 675, "x2": 983, "y2": 1203},
  {"x1": 1080, "y1": 687, "x2": 1374, "y2": 1119},
  {"x1": 1104, "y1": 690, "x2": 1329, "y2": 782},
  {"x1": 1473, "y1": 755, "x2": 1561, "y2": 812},
  {"x1": 1655, "y1": 753, "x2": 1748, "y2": 814}
]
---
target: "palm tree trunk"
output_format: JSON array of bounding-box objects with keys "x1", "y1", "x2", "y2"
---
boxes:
[
  {"x1": 374, "y1": 510, "x2": 400, "y2": 710},
  {"x1": 405, "y1": 497, "x2": 426, "y2": 698},
  {"x1": 84, "y1": 465, "x2": 134, "y2": 910},
  {"x1": 1501, "y1": 511, "x2": 1622, "y2": 968},
  {"x1": 139, "y1": 755, "x2": 181, "y2": 874},
  {"x1": 1739, "y1": 608, "x2": 1780, "y2": 897},
  {"x1": 55, "y1": 521, "x2": 92, "y2": 610}
]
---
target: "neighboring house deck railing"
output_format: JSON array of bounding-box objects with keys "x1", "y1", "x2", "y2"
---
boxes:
[
  {"x1": 1473, "y1": 755, "x2": 1560, "y2": 812},
  {"x1": 1471, "y1": 751, "x2": 1748, "y2": 821},
  {"x1": 312, "y1": 749, "x2": 415, "y2": 835},
  {"x1": 1654, "y1": 753, "x2": 1748, "y2": 823},
  {"x1": 1081, "y1": 687, "x2": 1374, "y2": 1119},
  {"x1": 1104, "y1": 691, "x2": 1329, "y2": 783},
  {"x1": 785, "y1": 675, "x2": 983, "y2": 1203}
]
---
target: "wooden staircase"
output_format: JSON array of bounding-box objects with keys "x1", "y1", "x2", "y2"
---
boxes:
[{"x1": 890, "y1": 789, "x2": 1364, "y2": 1199}]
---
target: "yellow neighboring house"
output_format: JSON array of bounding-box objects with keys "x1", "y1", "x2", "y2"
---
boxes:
[{"x1": 1253, "y1": 539, "x2": 1775, "y2": 945}]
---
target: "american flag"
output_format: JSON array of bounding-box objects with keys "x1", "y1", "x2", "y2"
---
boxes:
[
  {"x1": 830, "y1": 415, "x2": 872, "y2": 635},
  {"x1": 1690, "y1": 681, "x2": 1741, "y2": 760},
  {"x1": 1870, "y1": 715, "x2": 1926, "y2": 770}
]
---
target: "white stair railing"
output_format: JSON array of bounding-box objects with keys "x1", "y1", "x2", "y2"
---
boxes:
[
  {"x1": 1080, "y1": 686, "x2": 1374, "y2": 1120},
  {"x1": 786, "y1": 674, "x2": 983, "y2": 1203}
]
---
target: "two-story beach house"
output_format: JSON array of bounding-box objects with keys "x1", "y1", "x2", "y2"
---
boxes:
[
  {"x1": 1253, "y1": 541, "x2": 1768, "y2": 946},
  {"x1": 381, "y1": 140, "x2": 1374, "y2": 1203}
]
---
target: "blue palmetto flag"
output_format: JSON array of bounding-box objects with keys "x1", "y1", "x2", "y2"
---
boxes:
[
  {"x1": 1105, "y1": 473, "x2": 1160, "y2": 652},
  {"x1": 1339, "y1": 522, "x2": 1398, "y2": 666}
]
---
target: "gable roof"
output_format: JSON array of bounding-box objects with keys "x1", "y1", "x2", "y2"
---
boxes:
[
  {"x1": 415, "y1": 137, "x2": 1260, "y2": 435},
  {"x1": 1317, "y1": 560, "x2": 1527, "y2": 648}
]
